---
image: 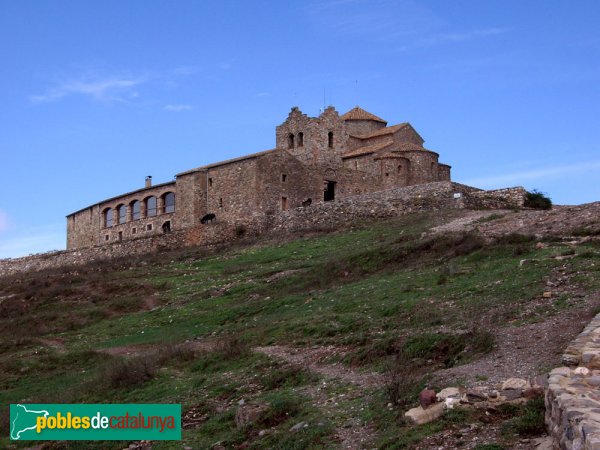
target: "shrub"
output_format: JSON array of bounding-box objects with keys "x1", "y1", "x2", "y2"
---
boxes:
[
  {"x1": 384, "y1": 347, "x2": 425, "y2": 407},
  {"x1": 524, "y1": 190, "x2": 552, "y2": 210},
  {"x1": 213, "y1": 336, "x2": 250, "y2": 360},
  {"x1": 501, "y1": 395, "x2": 545, "y2": 437},
  {"x1": 262, "y1": 366, "x2": 317, "y2": 390},
  {"x1": 102, "y1": 355, "x2": 156, "y2": 389}
]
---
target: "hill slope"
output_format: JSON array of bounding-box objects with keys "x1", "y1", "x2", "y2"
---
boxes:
[{"x1": 1, "y1": 206, "x2": 600, "y2": 449}]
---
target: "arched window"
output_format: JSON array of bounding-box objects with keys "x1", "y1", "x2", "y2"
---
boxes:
[
  {"x1": 163, "y1": 192, "x2": 175, "y2": 213},
  {"x1": 328, "y1": 131, "x2": 334, "y2": 148},
  {"x1": 298, "y1": 132, "x2": 304, "y2": 147},
  {"x1": 117, "y1": 204, "x2": 127, "y2": 224},
  {"x1": 131, "y1": 200, "x2": 141, "y2": 221},
  {"x1": 103, "y1": 208, "x2": 113, "y2": 228},
  {"x1": 146, "y1": 196, "x2": 157, "y2": 217},
  {"x1": 398, "y1": 165, "x2": 403, "y2": 173},
  {"x1": 288, "y1": 133, "x2": 295, "y2": 149}
]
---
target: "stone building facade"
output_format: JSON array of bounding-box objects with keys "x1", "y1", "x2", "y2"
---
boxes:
[{"x1": 66, "y1": 106, "x2": 452, "y2": 250}]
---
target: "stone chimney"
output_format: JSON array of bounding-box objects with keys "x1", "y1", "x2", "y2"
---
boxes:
[{"x1": 145, "y1": 176, "x2": 152, "y2": 188}]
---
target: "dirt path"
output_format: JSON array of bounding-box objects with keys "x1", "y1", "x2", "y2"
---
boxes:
[
  {"x1": 254, "y1": 345, "x2": 384, "y2": 389},
  {"x1": 255, "y1": 345, "x2": 382, "y2": 449},
  {"x1": 430, "y1": 210, "x2": 512, "y2": 234}
]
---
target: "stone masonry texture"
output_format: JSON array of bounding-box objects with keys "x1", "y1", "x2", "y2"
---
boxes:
[{"x1": 65, "y1": 105, "x2": 455, "y2": 251}]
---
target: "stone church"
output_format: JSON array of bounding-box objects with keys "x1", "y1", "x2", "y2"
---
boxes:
[{"x1": 66, "y1": 106, "x2": 451, "y2": 249}]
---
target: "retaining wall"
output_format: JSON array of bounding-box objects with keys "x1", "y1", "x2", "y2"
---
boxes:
[{"x1": 546, "y1": 313, "x2": 600, "y2": 449}]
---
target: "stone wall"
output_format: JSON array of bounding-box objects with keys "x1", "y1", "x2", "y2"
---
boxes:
[
  {"x1": 546, "y1": 313, "x2": 600, "y2": 449},
  {"x1": 466, "y1": 187, "x2": 527, "y2": 209},
  {"x1": 67, "y1": 181, "x2": 176, "y2": 249},
  {"x1": 3, "y1": 182, "x2": 527, "y2": 278}
]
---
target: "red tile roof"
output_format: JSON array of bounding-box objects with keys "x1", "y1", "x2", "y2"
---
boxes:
[
  {"x1": 351, "y1": 123, "x2": 409, "y2": 139},
  {"x1": 340, "y1": 106, "x2": 387, "y2": 123}
]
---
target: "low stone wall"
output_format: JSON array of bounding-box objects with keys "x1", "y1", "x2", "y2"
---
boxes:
[
  {"x1": 464, "y1": 187, "x2": 527, "y2": 209},
  {"x1": 546, "y1": 313, "x2": 600, "y2": 449},
  {"x1": 0, "y1": 222, "x2": 241, "y2": 277},
  {"x1": 0, "y1": 182, "x2": 526, "y2": 277}
]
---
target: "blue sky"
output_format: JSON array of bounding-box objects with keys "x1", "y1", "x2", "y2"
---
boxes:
[{"x1": 1, "y1": 0, "x2": 600, "y2": 258}]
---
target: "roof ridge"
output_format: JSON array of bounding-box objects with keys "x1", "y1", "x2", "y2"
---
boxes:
[{"x1": 340, "y1": 106, "x2": 387, "y2": 123}]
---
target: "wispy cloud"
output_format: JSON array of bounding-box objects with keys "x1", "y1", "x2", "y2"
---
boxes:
[
  {"x1": 463, "y1": 161, "x2": 600, "y2": 188},
  {"x1": 0, "y1": 223, "x2": 65, "y2": 259},
  {"x1": 419, "y1": 27, "x2": 509, "y2": 46},
  {"x1": 164, "y1": 104, "x2": 193, "y2": 112},
  {"x1": 255, "y1": 92, "x2": 270, "y2": 98},
  {"x1": 308, "y1": 0, "x2": 506, "y2": 48},
  {"x1": 31, "y1": 75, "x2": 149, "y2": 103}
]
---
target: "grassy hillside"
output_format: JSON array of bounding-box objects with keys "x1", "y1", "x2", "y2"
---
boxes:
[{"x1": 2, "y1": 210, "x2": 599, "y2": 449}]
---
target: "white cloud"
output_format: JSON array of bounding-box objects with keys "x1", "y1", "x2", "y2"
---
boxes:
[
  {"x1": 31, "y1": 75, "x2": 148, "y2": 103},
  {"x1": 462, "y1": 161, "x2": 600, "y2": 188},
  {"x1": 164, "y1": 104, "x2": 193, "y2": 112},
  {"x1": 0, "y1": 223, "x2": 65, "y2": 259},
  {"x1": 255, "y1": 92, "x2": 270, "y2": 98}
]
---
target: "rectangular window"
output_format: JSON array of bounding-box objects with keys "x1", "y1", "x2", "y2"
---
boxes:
[
  {"x1": 281, "y1": 197, "x2": 288, "y2": 211},
  {"x1": 147, "y1": 224, "x2": 153, "y2": 231},
  {"x1": 105, "y1": 234, "x2": 109, "y2": 241},
  {"x1": 219, "y1": 198, "x2": 223, "y2": 208},
  {"x1": 132, "y1": 227, "x2": 137, "y2": 234},
  {"x1": 118, "y1": 231, "x2": 123, "y2": 241},
  {"x1": 282, "y1": 174, "x2": 287, "y2": 182},
  {"x1": 208, "y1": 178, "x2": 213, "y2": 187}
]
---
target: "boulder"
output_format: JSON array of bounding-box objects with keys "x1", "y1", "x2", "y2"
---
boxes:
[
  {"x1": 436, "y1": 387, "x2": 460, "y2": 401},
  {"x1": 419, "y1": 389, "x2": 437, "y2": 409},
  {"x1": 501, "y1": 377, "x2": 530, "y2": 390},
  {"x1": 405, "y1": 402, "x2": 445, "y2": 425},
  {"x1": 235, "y1": 403, "x2": 269, "y2": 428}
]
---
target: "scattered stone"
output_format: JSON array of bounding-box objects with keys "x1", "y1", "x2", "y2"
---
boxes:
[
  {"x1": 542, "y1": 291, "x2": 553, "y2": 298},
  {"x1": 289, "y1": 421, "x2": 307, "y2": 432},
  {"x1": 405, "y1": 402, "x2": 445, "y2": 425},
  {"x1": 575, "y1": 366, "x2": 591, "y2": 376},
  {"x1": 419, "y1": 389, "x2": 437, "y2": 409},
  {"x1": 234, "y1": 403, "x2": 269, "y2": 428},
  {"x1": 464, "y1": 391, "x2": 487, "y2": 403},
  {"x1": 445, "y1": 397, "x2": 460, "y2": 409},
  {"x1": 499, "y1": 389, "x2": 523, "y2": 401},
  {"x1": 436, "y1": 387, "x2": 460, "y2": 401},
  {"x1": 501, "y1": 377, "x2": 530, "y2": 390}
]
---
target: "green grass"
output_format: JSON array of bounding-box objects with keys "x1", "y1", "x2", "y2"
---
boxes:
[{"x1": 1, "y1": 211, "x2": 598, "y2": 448}]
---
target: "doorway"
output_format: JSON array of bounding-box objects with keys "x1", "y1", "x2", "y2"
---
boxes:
[{"x1": 324, "y1": 181, "x2": 336, "y2": 202}]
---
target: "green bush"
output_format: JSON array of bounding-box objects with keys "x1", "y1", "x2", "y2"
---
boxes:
[{"x1": 524, "y1": 190, "x2": 552, "y2": 210}]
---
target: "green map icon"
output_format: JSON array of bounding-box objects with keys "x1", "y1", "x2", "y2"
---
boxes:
[{"x1": 10, "y1": 404, "x2": 49, "y2": 440}]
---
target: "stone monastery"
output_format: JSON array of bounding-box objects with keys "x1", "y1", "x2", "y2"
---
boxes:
[{"x1": 67, "y1": 106, "x2": 452, "y2": 249}]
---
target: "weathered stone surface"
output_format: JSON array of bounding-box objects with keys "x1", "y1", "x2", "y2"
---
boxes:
[
  {"x1": 0, "y1": 181, "x2": 527, "y2": 277},
  {"x1": 502, "y1": 377, "x2": 530, "y2": 390},
  {"x1": 404, "y1": 402, "x2": 445, "y2": 425},
  {"x1": 437, "y1": 387, "x2": 461, "y2": 401},
  {"x1": 546, "y1": 311, "x2": 600, "y2": 450}
]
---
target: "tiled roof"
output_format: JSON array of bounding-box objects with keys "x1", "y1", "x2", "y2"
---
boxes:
[
  {"x1": 341, "y1": 140, "x2": 394, "y2": 159},
  {"x1": 177, "y1": 149, "x2": 277, "y2": 175},
  {"x1": 340, "y1": 106, "x2": 387, "y2": 123},
  {"x1": 396, "y1": 142, "x2": 425, "y2": 151},
  {"x1": 374, "y1": 151, "x2": 409, "y2": 160},
  {"x1": 351, "y1": 123, "x2": 409, "y2": 139}
]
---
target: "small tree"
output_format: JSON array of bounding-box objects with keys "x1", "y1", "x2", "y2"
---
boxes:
[{"x1": 524, "y1": 190, "x2": 552, "y2": 210}]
